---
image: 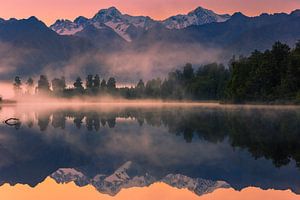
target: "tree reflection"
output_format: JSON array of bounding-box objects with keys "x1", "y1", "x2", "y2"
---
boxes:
[
  {"x1": 107, "y1": 118, "x2": 116, "y2": 128},
  {"x1": 52, "y1": 112, "x2": 66, "y2": 129},
  {"x1": 74, "y1": 114, "x2": 84, "y2": 129},
  {"x1": 100, "y1": 118, "x2": 106, "y2": 127},
  {"x1": 37, "y1": 114, "x2": 50, "y2": 131},
  {"x1": 6, "y1": 107, "x2": 300, "y2": 169}
]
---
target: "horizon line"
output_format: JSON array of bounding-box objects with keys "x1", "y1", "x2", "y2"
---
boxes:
[{"x1": 0, "y1": 6, "x2": 299, "y2": 26}]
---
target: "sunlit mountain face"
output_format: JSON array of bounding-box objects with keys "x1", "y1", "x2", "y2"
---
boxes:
[{"x1": 0, "y1": 104, "x2": 300, "y2": 199}]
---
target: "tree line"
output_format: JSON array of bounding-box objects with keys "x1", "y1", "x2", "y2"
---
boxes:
[
  {"x1": 13, "y1": 63, "x2": 230, "y2": 100},
  {"x1": 227, "y1": 41, "x2": 300, "y2": 103},
  {"x1": 12, "y1": 41, "x2": 300, "y2": 103}
]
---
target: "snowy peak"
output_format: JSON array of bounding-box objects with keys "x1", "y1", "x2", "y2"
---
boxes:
[
  {"x1": 162, "y1": 6, "x2": 230, "y2": 29},
  {"x1": 50, "y1": 6, "x2": 230, "y2": 41},
  {"x1": 74, "y1": 16, "x2": 88, "y2": 26},
  {"x1": 50, "y1": 19, "x2": 83, "y2": 35},
  {"x1": 190, "y1": 6, "x2": 230, "y2": 21},
  {"x1": 91, "y1": 7, "x2": 155, "y2": 41},
  {"x1": 96, "y1": 7, "x2": 122, "y2": 16},
  {"x1": 51, "y1": 162, "x2": 230, "y2": 196},
  {"x1": 51, "y1": 162, "x2": 156, "y2": 196},
  {"x1": 188, "y1": 6, "x2": 215, "y2": 16},
  {"x1": 50, "y1": 6, "x2": 150, "y2": 41},
  {"x1": 162, "y1": 174, "x2": 230, "y2": 196},
  {"x1": 52, "y1": 168, "x2": 89, "y2": 187},
  {"x1": 93, "y1": 7, "x2": 123, "y2": 23}
]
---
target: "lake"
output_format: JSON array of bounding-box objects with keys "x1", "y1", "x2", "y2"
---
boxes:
[{"x1": 0, "y1": 103, "x2": 300, "y2": 199}]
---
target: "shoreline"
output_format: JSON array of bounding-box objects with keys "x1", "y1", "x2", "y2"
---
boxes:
[{"x1": 1, "y1": 99, "x2": 300, "y2": 109}]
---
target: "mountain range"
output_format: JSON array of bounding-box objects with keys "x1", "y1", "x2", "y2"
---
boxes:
[
  {"x1": 50, "y1": 6, "x2": 230, "y2": 42},
  {"x1": 50, "y1": 161, "x2": 230, "y2": 196},
  {"x1": 0, "y1": 7, "x2": 299, "y2": 80}
]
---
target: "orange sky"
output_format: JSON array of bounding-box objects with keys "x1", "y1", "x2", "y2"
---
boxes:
[
  {"x1": 0, "y1": 178, "x2": 299, "y2": 200},
  {"x1": 0, "y1": 0, "x2": 300, "y2": 25}
]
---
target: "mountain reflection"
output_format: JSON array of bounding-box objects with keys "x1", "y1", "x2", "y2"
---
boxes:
[{"x1": 0, "y1": 104, "x2": 300, "y2": 196}]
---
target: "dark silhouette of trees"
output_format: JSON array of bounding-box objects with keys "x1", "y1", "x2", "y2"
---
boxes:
[
  {"x1": 100, "y1": 79, "x2": 107, "y2": 90},
  {"x1": 137, "y1": 79, "x2": 145, "y2": 90},
  {"x1": 191, "y1": 63, "x2": 229, "y2": 100},
  {"x1": 136, "y1": 79, "x2": 145, "y2": 98},
  {"x1": 107, "y1": 77, "x2": 116, "y2": 90},
  {"x1": 159, "y1": 63, "x2": 229, "y2": 100},
  {"x1": 226, "y1": 41, "x2": 300, "y2": 103},
  {"x1": 12, "y1": 41, "x2": 300, "y2": 103},
  {"x1": 73, "y1": 77, "x2": 84, "y2": 93},
  {"x1": 51, "y1": 77, "x2": 66, "y2": 95},
  {"x1": 37, "y1": 75, "x2": 50, "y2": 94},
  {"x1": 93, "y1": 75, "x2": 100, "y2": 90},
  {"x1": 26, "y1": 77, "x2": 34, "y2": 95},
  {"x1": 87, "y1": 74, "x2": 101, "y2": 94},
  {"x1": 183, "y1": 63, "x2": 194, "y2": 81},
  {"x1": 13, "y1": 76, "x2": 22, "y2": 96},
  {"x1": 145, "y1": 78, "x2": 162, "y2": 98},
  {"x1": 86, "y1": 75, "x2": 93, "y2": 90}
]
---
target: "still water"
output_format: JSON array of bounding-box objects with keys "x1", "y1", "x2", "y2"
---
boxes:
[{"x1": 0, "y1": 103, "x2": 300, "y2": 199}]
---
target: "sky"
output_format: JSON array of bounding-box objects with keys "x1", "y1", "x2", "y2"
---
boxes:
[
  {"x1": 0, "y1": 178, "x2": 299, "y2": 200},
  {"x1": 0, "y1": 0, "x2": 299, "y2": 25}
]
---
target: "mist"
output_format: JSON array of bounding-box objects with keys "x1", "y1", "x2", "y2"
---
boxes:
[
  {"x1": 0, "y1": 42, "x2": 33, "y2": 77},
  {"x1": 0, "y1": 82, "x2": 14, "y2": 99},
  {"x1": 42, "y1": 42, "x2": 225, "y2": 83},
  {"x1": 0, "y1": 36, "x2": 226, "y2": 100}
]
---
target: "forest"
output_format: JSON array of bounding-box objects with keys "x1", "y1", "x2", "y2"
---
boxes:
[{"x1": 12, "y1": 41, "x2": 300, "y2": 103}]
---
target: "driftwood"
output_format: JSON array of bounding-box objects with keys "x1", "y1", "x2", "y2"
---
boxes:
[{"x1": 4, "y1": 118, "x2": 20, "y2": 126}]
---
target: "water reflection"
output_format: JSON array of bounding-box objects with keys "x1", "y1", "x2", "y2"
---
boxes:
[{"x1": 0, "y1": 104, "x2": 300, "y2": 196}]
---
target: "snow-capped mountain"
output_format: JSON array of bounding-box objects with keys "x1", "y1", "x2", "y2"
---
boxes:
[
  {"x1": 51, "y1": 161, "x2": 230, "y2": 196},
  {"x1": 162, "y1": 174, "x2": 230, "y2": 196},
  {"x1": 50, "y1": 6, "x2": 230, "y2": 42},
  {"x1": 50, "y1": 7, "x2": 156, "y2": 42},
  {"x1": 51, "y1": 19, "x2": 84, "y2": 35},
  {"x1": 162, "y1": 7, "x2": 230, "y2": 29}
]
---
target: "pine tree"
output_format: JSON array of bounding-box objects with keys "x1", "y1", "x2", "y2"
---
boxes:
[
  {"x1": 74, "y1": 77, "x2": 84, "y2": 92},
  {"x1": 26, "y1": 77, "x2": 34, "y2": 95},
  {"x1": 13, "y1": 76, "x2": 22, "y2": 96}
]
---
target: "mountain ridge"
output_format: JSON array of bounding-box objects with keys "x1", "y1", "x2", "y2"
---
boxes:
[
  {"x1": 0, "y1": 7, "x2": 300, "y2": 80},
  {"x1": 50, "y1": 161, "x2": 230, "y2": 196},
  {"x1": 50, "y1": 6, "x2": 230, "y2": 41}
]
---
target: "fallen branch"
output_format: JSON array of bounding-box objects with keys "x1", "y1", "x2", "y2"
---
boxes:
[{"x1": 4, "y1": 118, "x2": 20, "y2": 126}]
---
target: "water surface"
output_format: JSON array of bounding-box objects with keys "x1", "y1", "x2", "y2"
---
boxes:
[{"x1": 0, "y1": 103, "x2": 300, "y2": 199}]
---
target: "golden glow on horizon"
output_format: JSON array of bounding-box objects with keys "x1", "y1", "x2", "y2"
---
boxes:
[
  {"x1": 0, "y1": 178, "x2": 299, "y2": 200},
  {"x1": 0, "y1": 0, "x2": 299, "y2": 25}
]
